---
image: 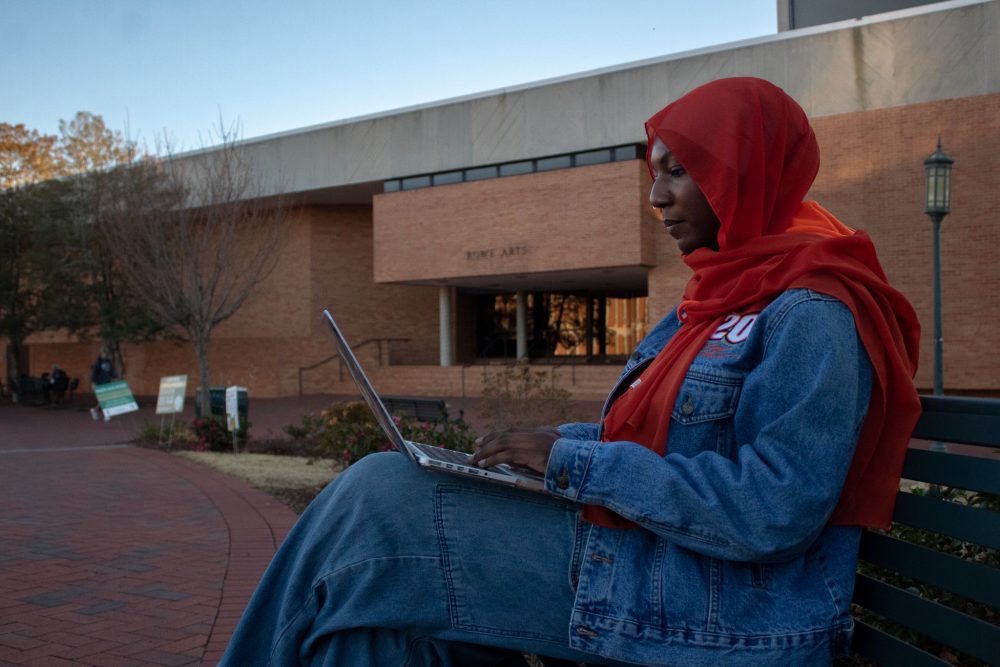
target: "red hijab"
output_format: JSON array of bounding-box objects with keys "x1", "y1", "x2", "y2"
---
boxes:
[{"x1": 588, "y1": 78, "x2": 921, "y2": 531}]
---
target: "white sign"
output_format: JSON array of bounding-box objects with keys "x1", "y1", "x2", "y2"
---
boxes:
[
  {"x1": 225, "y1": 386, "x2": 243, "y2": 432},
  {"x1": 155, "y1": 375, "x2": 188, "y2": 415}
]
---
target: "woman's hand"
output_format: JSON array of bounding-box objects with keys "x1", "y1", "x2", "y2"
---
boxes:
[{"x1": 471, "y1": 427, "x2": 561, "y2": 474}]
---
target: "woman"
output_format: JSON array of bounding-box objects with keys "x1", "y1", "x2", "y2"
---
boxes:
[{"x1": 221, "y1": 78, "x2": 920, "y2": 666}]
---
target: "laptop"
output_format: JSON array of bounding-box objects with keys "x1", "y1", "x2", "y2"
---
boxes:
[{"x1": 322, "y1": 309, "x2": 547, "y2": 493}]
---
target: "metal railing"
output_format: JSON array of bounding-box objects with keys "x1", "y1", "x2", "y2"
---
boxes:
[
  {"x1": 550, "y1": 355, "x2": 578, "y2": 388},
  {"x1": 460, "y1": 355, "x2": 586, "y2": 400},
  {"x1": 297, "y1": 337, "x2": 410, "y2": 395}
]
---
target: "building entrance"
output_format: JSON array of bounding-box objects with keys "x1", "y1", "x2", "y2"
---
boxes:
[{"x1": 472, "y1": 292, "x2": 648, "y2": 362}]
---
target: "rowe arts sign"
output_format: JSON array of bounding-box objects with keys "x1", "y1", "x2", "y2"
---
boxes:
[{"x1": 465, "y1": 245, "x2": 528, "y2": 261}]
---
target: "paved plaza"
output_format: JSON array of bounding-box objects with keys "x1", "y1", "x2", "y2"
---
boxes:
[
  {"x1": 0, "y1": 399, "x2": 310, "y2": 666},
  {"x1": 0, "y1": 393, "x2": 606, "y2": 666}
]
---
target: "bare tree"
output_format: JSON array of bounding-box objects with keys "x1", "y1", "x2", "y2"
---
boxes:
[
  {"x1": 104, "y1": 123, "x2": 290, "y2": 416},
  {"x1": 58, "y1": 113, "x2": 162, "y2": 379}
]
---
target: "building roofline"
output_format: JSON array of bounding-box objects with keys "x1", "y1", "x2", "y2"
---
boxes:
[{"x1": 205, "y1": 0, "x2": 989, "y2": 153}]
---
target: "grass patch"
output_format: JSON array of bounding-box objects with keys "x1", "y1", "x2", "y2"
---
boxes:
[{"x1": 176, "y1": 451, "x2": 340, "y2": 513}]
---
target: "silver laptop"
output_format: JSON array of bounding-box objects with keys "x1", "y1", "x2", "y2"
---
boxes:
[{"x1": 322, "y1": 309, "x2": 546, "y2": 492}]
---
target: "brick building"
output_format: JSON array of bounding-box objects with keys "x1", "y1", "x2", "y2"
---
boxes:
[{"x1": 14, "y1": 0, "x2": 1000, "y2": 400}]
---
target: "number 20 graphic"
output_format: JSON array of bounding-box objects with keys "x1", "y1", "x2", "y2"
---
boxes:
[{"x1": 710, "y1": 314, "x2": 759, "y2": 344}]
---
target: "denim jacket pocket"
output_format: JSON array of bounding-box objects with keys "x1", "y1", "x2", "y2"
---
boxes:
[
  {"x1": 669, "y1": 372, "x2": 742, "y2": 458},
  {"x1": 670, "y1": 372, "x2": 742, "y2": 425}
]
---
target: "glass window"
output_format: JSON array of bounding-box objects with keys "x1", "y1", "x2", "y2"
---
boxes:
[
  {"x1": 433, "y1": 171, "x2": 463, "y2": 186},
  {"x1": 499, "y1": 161, "x2": 533, "y2": 177},
  {"x1": 401, "y1": 175, "x2": 431, "y2": 190},
  {"x1": 574, "y1": 149, "x2": 611, "y2": 166},
  {"x1": 536, "y1": 155, "x2": 572, "y2": 172},
  {"x1": 465, "y1": 166, "x2": 498, "y2": 181},
  {"x1": 614, "y1": 145, "x2": 641, "y2": 161}
]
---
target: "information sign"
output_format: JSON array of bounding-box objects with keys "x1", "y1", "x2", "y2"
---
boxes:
[
  {"x1": 155, "y1": 375, "x2": 188, "y2": 415},
  {"x1": 225, "y1": 386, "x2": 242, "y2": 432},
  {"x1": 94, "y1": 380, "x2": 139, "y2": 418}
]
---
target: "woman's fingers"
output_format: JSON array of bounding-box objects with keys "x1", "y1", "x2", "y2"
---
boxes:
[{"x1": 470, "y1": 428, "x2": 559, "y2": 473}]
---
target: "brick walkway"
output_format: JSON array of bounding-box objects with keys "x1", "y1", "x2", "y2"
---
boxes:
[
  {"x1": 0, "y1": 403, "x2": 299, "y2": 666},
  {"x1": 0, "y1": 393, "x2": 607, "y2": 666}
]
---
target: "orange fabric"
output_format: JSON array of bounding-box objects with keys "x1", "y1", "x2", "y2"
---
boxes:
[
  {"x1": 585, "y1": 79, "x2": 921, "y2": 531},
  {"x1": 786, "y1": 201, "x2": 856, "y2": 237}
]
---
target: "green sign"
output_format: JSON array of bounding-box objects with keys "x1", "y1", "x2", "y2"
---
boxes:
[
  {"x1": 155, "y1": 375, "x2": 188, "y2": 415},
  {"x1": 94, "y1": 380, "x2": 139, "y2": 418}
]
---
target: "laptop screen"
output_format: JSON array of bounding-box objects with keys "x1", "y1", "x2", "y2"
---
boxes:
[{"x1": 321, "y1": 309, "x2": 415, "y2": 462}]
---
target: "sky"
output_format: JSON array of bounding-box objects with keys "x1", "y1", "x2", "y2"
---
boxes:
[{"x1": 2, "y1": 0, "x2": 777, "y2": 151}]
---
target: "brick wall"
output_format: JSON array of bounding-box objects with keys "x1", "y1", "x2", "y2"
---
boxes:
[
  {"x1": 22, "y1": 206, "x2": 441, "y2": 398},
  {"x1": 373, "y1": 160, "x2": 654, "y2": 284},
  {"x1": 809, "y1": 92, "x2": 1000, "y2": 390}
]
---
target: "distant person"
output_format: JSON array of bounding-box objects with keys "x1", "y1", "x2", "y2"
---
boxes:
[
  {"x1": 42, "y1": 364, "x2": 69, "y2": 404},
  {"x1": 89, "y1": 351, "x2": 117, "y2": 420}
]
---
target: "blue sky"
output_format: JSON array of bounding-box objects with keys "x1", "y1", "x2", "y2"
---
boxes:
[{"x1": 2, "y1": 0, "x2": 776, "y2": 150}]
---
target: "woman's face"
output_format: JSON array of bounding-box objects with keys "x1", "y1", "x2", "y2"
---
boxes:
[{"x1": 648, "y1": 137, "x2": 720, "y2": 254}]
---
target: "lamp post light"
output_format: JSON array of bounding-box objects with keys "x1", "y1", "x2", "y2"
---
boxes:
[{"x1": 924, "y1": 138, "x2": 953, "y2": 399}]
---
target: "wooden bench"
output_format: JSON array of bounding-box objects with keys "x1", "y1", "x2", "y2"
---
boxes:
[
  {"x1": 382, "y1": 395, "x2": 461, "y2": 425},
  {"x1": 9, "y1": 375, "x2": 79, "y2": 405},
  {"x1": 17, "y1": 376, "x2": 46, "y2": 405},
  {"x1": 848, "y1": 394, "x2": 999, "y2": 666}
]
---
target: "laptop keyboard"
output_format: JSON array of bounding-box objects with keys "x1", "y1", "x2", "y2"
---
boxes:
[
  {"x1": 408, "y1": 440, "x2": 544, "y2": 482},
  {"x1": 409, "y1": 442, "x2": 473, "y2": 465}
]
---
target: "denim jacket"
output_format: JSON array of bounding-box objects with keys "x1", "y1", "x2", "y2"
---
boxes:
[{"x1": 547, "y1": 288, "x2": 873, "y2": 666}]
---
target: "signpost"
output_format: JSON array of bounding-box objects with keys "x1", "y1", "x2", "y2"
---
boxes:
[
  {"x1": 225, "y1": 386, "x2": 244, "y2": 453},
  {"x1": 155, "y1": 375, "x2": 188, "y2": 447},
  {"x1": 94, "y1": 381, "x2": 139, "y2": 420}
]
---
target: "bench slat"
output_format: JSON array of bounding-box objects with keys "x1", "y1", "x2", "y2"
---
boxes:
[
  {"x1": 893, "y1": 492, "x2": 1000, "y2": 550},
  {"x1": 913, "y1": 395, "x2": 1000, "y2": 446},
  {"x1": 859, "y1": 532, "x2": 1000, "y2": 608},
  {"x1": 850, "y1": 620, "x2": 949, "y2": 667},
  {"x1": 853, "y1": 396, "x2": 1000, "y2": 663},
  {"x1": 853, "y1": 574, "x2": 1000, "y2": 664},
  {"x1": 382, "y1": 396, "x2": 450, "y2": 423},
  {"x1": 902, "y1": 449, "x2": 1000, "y2": 495}
]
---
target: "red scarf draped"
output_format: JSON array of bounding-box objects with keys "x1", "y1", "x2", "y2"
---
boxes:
[{"x1": 585, "y1": 79, "x2": 920, "y2": 531}]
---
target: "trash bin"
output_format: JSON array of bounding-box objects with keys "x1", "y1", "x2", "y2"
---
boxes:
[{"x1": 194, "y1": 386, "x2": 248, "y2": 424}]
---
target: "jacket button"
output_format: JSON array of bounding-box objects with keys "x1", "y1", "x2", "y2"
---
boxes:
[
  {"x1": 557, "y1": 470, "x2": 570, "y2": 490},
  {"x1": 681, "y1": 395, "x2": 694, "y2": 415}
]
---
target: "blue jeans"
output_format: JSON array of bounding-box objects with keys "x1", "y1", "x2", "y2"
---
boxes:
[{"x1": 220, "y1": 452, "x2": 634, "y2": 666}]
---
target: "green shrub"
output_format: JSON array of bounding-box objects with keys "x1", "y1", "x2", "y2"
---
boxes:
[
  {"x1": 192, "y1": 414, "x2": 250, "y2": 452},
  {"x1": 137, "y1": 420, "x2": 163, "y2": 442},
  {"x1": 136, "y1": 419, "x2": 191, "y2": 446},
  {"x1": 287, "y1": 401, "x2": 477, "y2": 467},
  {"x1": 478, "y1": 363, "x2": 572, "y2": 432}
]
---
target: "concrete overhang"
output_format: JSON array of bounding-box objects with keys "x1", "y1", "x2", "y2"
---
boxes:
[{"x1": 177, "y1": 0, "x2": 997, "y2": 203}]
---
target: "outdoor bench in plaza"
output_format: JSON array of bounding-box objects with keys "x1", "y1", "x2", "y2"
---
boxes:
[
  {"x1": 382, "y1": 395, "x2": 461, "y2": 424},
  {"x1": 6, "y1": 374, "x2": 78, "y2": 405},
  {"x1": 847, "y1": 394, "x2": 999, "y2": 666},
  {"x1": 17, "y1": 376, "x2": 46, "y2": 403}
]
